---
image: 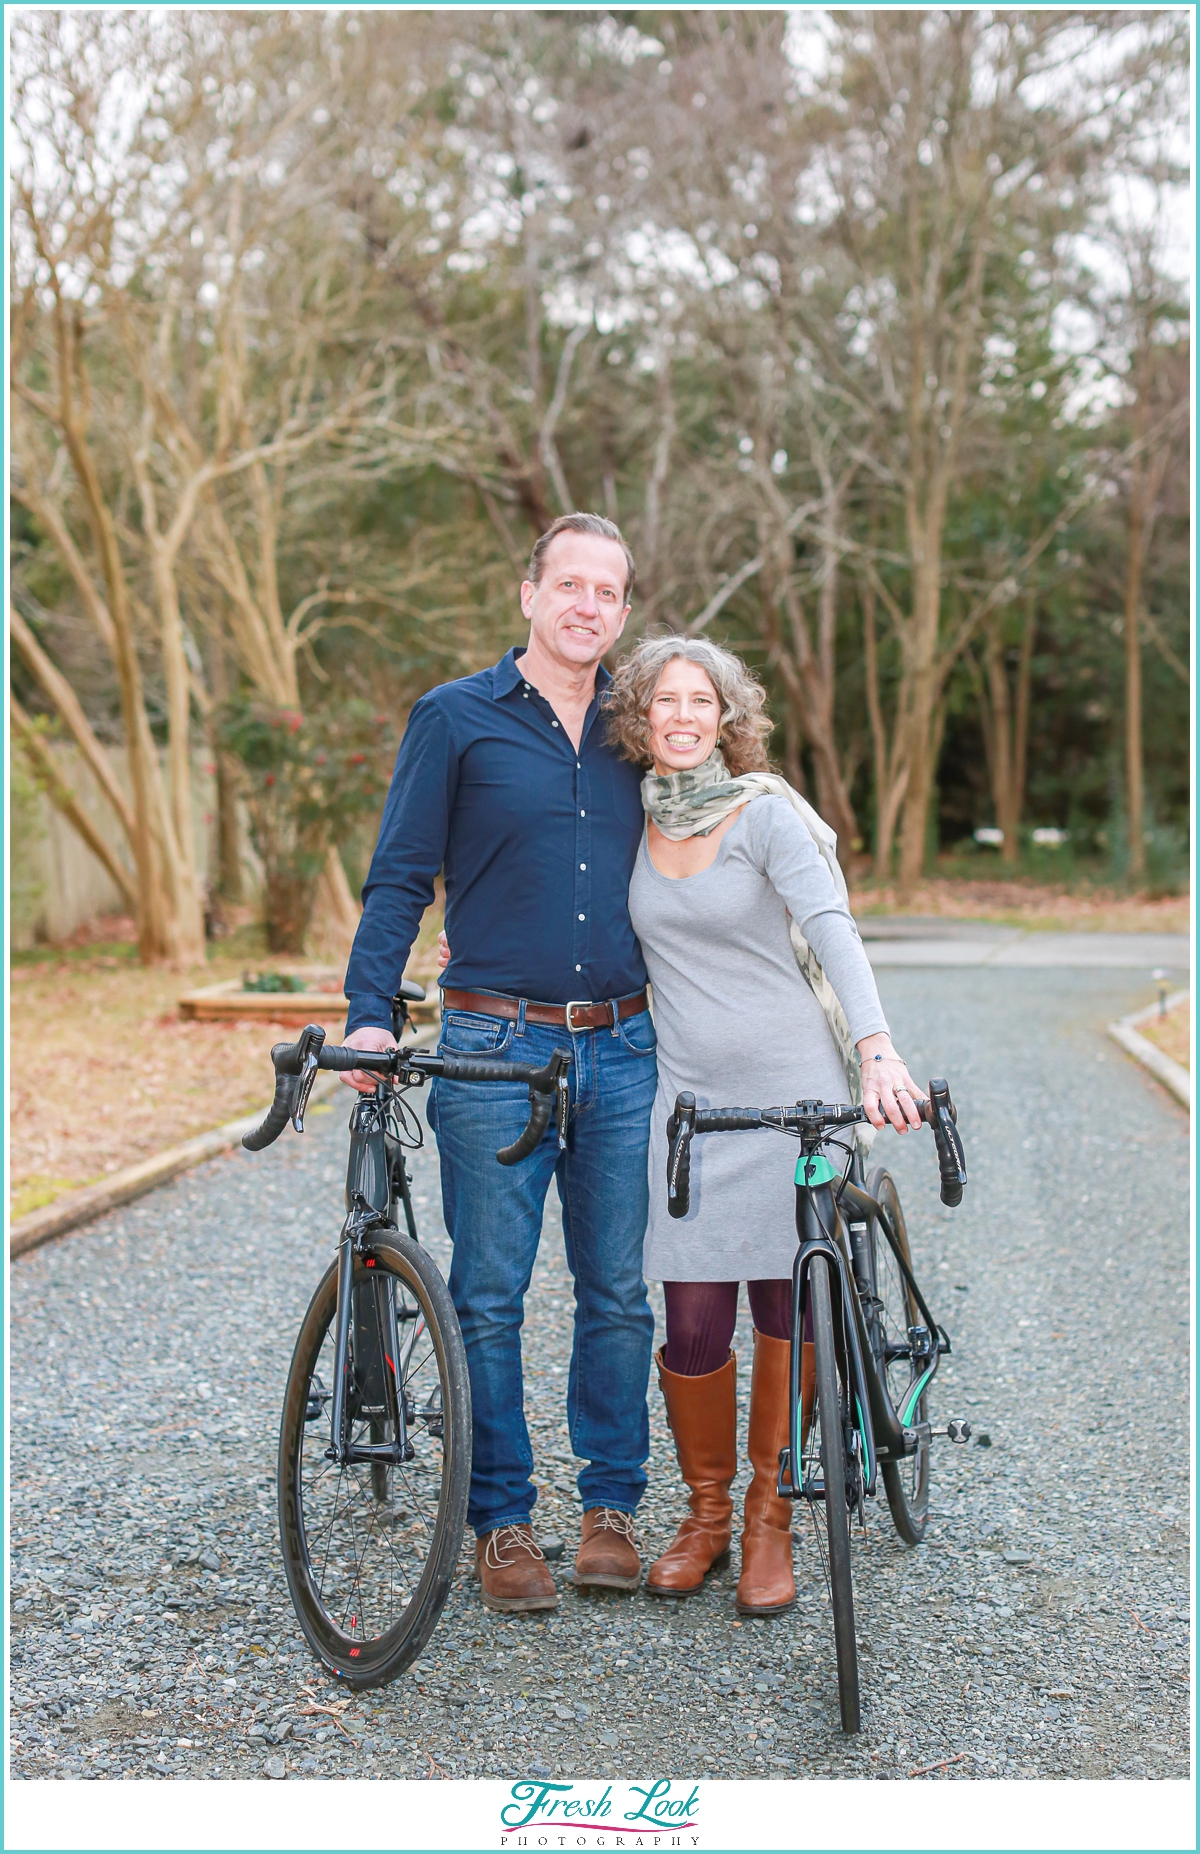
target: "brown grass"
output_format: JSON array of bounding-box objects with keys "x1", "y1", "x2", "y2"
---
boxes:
[
  {"x1": 849, "y1": 876, "x2": 1190, "y2": 935},
  {"x1": 9, "y1": 872, "x2": 1188, "y2": 1216},
  {"x1": 9, "y1": 903, "x2": 444, "y2": 1219},
  {"x1": 1138, "y1": 1000, "x2": 1191, "y2": 1072}
]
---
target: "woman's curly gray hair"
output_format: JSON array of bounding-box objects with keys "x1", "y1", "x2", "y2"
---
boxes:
[{"x1": 604, "y1": 635, "x2": 773, "y2": 776}]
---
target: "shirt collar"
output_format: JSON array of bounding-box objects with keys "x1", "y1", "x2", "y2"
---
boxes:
[{"x1": 492, "y1": 646, "x2": 612, "y2": 701}]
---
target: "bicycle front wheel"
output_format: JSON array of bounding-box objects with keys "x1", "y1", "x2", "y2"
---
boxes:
[
  {"x1": 867, "y1": 1168, "x2": 930, "y2": 1546},
  {"x1": 278, "y1": 1233, "x2": 471, "y2": 1689},
  {"x1": 804, "y1": 1251, "x2": 860, "y2": 1734}
]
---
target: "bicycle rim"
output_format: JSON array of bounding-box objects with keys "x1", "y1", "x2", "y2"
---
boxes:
[
  {"x1": 804, "y1": 1252, "x2": 860, "y2": 1734},
  {"x1": 868, "y1": 1168, "x2": 931, "y2": 1544},
  {"x1": 278, "y1": 1234, "x2": 471, "y2": 1689}
]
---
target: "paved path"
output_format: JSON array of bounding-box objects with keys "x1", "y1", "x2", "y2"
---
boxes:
[
  {"x1": 860, "y1": 921, "x2": 1190, "y2": 970},
  {"x1": 10, "y1": 966, "x2": 1190, "y2": 1783}
]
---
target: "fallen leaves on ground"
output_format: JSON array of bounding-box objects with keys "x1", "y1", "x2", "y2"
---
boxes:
[
  {"x1": 1136, "y1": 1000, "x2": 1190, "y2": 1071},
  {"x1": 10, "y1": 903, "x2": 443, "y2": 1216},
  {"x1": 850, "y1": 876, "x2": 1189, "y2": 935}
]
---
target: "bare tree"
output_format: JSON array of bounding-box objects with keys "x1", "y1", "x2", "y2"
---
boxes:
[{"x1": 10, "y1": 12, "x2": 437, "y2": 956}]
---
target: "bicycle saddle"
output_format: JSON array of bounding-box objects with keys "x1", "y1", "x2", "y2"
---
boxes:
[{"x1": 394, "y1": 981, "x2": 427, "y2": 1003}]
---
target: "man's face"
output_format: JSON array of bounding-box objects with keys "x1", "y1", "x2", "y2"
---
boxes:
[{"x1": 520, "y1": 533, "x2": 631, "y2": 669}]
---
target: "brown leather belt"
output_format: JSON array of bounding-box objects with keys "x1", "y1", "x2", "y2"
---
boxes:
[{"x1": 441, "y1": 988, "x2": 650, "y2": 1033}]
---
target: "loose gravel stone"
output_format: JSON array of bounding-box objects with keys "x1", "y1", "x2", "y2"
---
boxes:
[{"x1": 8, "y1": 969, "x2": 1190, "y2": 1781}]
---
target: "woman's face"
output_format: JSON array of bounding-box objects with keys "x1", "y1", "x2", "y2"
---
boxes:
[{"x1": 646, "y1": 658, "x2": 722, "y2": 775}]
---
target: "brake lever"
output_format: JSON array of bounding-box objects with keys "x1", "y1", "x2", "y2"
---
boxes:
[
  {"x1": 291, "y1": 1025, "x2": 327, "y2": 1132},
  {"x1": 555, "y1": 1069, "x2": 570, "y2": 1151}
]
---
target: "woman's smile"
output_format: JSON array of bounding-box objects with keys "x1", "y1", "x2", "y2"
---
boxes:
[{"x1": 647, "y1": 658, "x2": 722, "y2": 773}]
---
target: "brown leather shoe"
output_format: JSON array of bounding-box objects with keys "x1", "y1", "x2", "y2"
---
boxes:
[
  {"x1": 736, "y1": 1331, "x2": 807, "y2": 1616},
  {"x1": 572, "y1": 1508, "x2": 641, "y2": 1590},
  {"x1": 475, "y1": 1524, "x2": 560, "y2": 1613},
  {"x1": 647, "y1": 1349, "x2": 737, "y2": 1599}
]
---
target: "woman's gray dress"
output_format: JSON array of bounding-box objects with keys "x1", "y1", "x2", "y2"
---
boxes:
[{"x1": 629, "y1": 795, "x2": 890, "y2": 1283}]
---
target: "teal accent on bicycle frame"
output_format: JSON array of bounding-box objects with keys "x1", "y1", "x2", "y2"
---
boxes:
[
  {"x1": 855, "y1": 1395, "x2": 872, "y2": 1481},
  {"x1": 901, "y1": 1366, "x2": 936, "y2": 1427},
  {"x1": 795, "y1": 1152, "x2": 839, "y2": 1187}
]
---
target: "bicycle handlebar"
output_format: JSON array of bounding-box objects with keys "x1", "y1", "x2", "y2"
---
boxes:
[
  {"x1": 240, "y1": 1024, "x2": 572, "y2": 1167},
  {"x1": 666, "y1": 1081, "x2": 966, "y2": 1219}
]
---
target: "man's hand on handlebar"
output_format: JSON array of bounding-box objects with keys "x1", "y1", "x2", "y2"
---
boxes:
[
  {"x1": 857, "y1": 1034, "x2": 924, "y2": 1134},
  {"x1": 341, "y1": 1025, "x2": 398, "y2": 1094}
]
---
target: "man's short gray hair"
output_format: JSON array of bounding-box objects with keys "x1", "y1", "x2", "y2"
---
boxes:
[{"x1": 528, "y1": 513, "x2": 636, "y2": 604}]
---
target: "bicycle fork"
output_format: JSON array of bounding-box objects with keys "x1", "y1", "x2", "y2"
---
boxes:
[
  {"x1": 324, "y1": 1093, "x2": 413, "y2": 1470},
  {"x1": 779, "y1": 1170, "x2": 878, "y2": 1512}
]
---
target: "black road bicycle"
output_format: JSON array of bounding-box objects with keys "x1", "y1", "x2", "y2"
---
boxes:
[
  {"x1": 242, "y1": 985, "x2": 571, "y2": 1690},
  {"x1": 665, "y1": 1080, "x2": 970, "y2": 1733}
]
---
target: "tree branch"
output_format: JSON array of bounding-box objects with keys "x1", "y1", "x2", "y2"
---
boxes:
[
  {"x1": 10, "y1": 694, "x2": 138, "y2": 909},
  {"x1": 10, "y1": 604, "x2": 137, "y2": 839}
]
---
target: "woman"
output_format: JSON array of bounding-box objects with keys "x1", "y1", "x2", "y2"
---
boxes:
[{"x1": 604, "y1": 635, "x2": 922, "y2": 1616}]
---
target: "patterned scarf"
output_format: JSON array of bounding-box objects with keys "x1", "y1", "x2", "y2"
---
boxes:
[{"x1": 641, "y1": 751, "x2": 865, "y2": 1113}]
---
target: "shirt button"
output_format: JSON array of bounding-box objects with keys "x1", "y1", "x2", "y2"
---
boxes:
[
  {"x1": 523, "y1": 692, "x2": 529, "y2": 699},
  {"x1": 580, "y1": 809, "x2": 586, "y2": 817},
  {"x1": 551, "y1": 720, "x2": 559, "y2": 728},
  {"x1": 578, "y1": 913, "x2": 585, "y2": 921},
  {"x1": 575, "y1": 964, "x2": 582, "y2": 973},
  {"x1": 580, "y1": 863, "x2": 586, "y2": 871}
]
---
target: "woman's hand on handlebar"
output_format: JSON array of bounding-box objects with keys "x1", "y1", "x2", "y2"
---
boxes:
[
  {"x1": 857, "y1": 1034, "x2": 924, "y2": 1134},
  {"x1": 340, "y1": 1024, "x2": 398, "y2": 1093}
]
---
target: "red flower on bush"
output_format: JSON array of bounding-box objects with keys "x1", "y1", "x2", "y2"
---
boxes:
[
  {"x1": 349, "y1": 752, "x2": 367, "y2": 765},
  {"x1": 265, "y1": 773, "x2": 275, "y2": 787}
]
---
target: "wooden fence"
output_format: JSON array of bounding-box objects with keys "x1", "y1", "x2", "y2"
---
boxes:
[{"x1": 10, "y1": 744, "x2": 256, "y2": 949}]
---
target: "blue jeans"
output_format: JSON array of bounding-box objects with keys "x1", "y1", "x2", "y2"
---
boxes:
[{"x1": 427, "y1": 1005, "x2": 657, "y2": 1536}]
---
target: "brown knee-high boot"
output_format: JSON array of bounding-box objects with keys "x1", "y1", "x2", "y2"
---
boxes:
[
  {"x1": 647, "y1": 1349, "x2": 737, "y2": 1598},
  {"x1": 735, "y1": 1331, "x2": 814, "y2": 1616}
]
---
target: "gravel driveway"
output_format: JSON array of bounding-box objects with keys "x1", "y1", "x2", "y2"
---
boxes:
[{"x1": 9, "y1": 967, "x2": 1190, "y2": 1783}]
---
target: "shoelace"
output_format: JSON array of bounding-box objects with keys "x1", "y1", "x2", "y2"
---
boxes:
[
  {"x1": 589, "y1": 1508, "x2": 638, "y2": 1545},
  {"x1": 484, "y1": 1524, "x2": 546, "y2": 1568}
]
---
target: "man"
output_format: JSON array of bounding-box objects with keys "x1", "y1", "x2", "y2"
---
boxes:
[{"x1": 342, "y1": 513, "x2": 656, "y2": 1612}]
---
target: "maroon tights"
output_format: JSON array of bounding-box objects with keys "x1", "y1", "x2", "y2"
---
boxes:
[{"x1": 663, "y1": 1279, "x2": 799, "y2": 1377}]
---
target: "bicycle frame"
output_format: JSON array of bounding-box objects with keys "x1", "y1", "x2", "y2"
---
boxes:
[
  {"x1": 780, "y1": 1143, "x2": 948, "y2": 1512},
  {"x1": 323, "y1": 989, "x2": 426, "y2": 1473}
]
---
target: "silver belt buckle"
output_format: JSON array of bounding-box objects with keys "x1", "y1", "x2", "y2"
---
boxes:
[{"x1": 564, "y1": 999, "x2": 594, "y2": 1035}]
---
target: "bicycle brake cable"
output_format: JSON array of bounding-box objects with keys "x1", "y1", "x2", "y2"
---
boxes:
[{"x1": 386, "y1": 1093, "x2": 425, "y2": 1150}]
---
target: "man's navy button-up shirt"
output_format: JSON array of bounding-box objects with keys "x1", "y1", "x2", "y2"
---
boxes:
[{"x1": 344, "y1": 647, "x2": 648, "y2": 1033}]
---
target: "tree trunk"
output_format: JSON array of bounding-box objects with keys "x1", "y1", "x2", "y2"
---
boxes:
[
  {"x1": 1122, "y1": 458, "x2": 1149, "y2": 882},
  {"x1": 983, "y1": 617, "x2": 1015, "y2": 860},
  {"x1": 265, "y1": 868, "x2": 320, "y2": 955},
  {"x1": 984, "y1": 597, "x2": 1037, "y2": 864},
  {"x1": 896, "y1": 510, "x2": 948, "y2": 895},
  {"x1": 1009, "y1": 596, "x2": 1035, "y2": 855},
  {"x1": 206, "y1": 636, "x2": 244, "y2": 903},
  {"x1": 317, "y1": 846, "x2": 362, "y2": 947},
  {"x1": 781, "y1": 700, "x2": 805, "y2": 794},
  {"x1": 897, "y1": 646, "x2": 939, "y2": 894}
]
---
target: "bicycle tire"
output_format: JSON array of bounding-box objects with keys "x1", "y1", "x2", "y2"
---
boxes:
[
  {"x1": 806, "y1": 1252, "x2": 860, "y2": 1734},
  {"x1": 867, "y1": 1168, "x2": 931, "y2": 1546},
  {"x1": 278, "y1": 1232, "x2": 471, "y2": 1689}
]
